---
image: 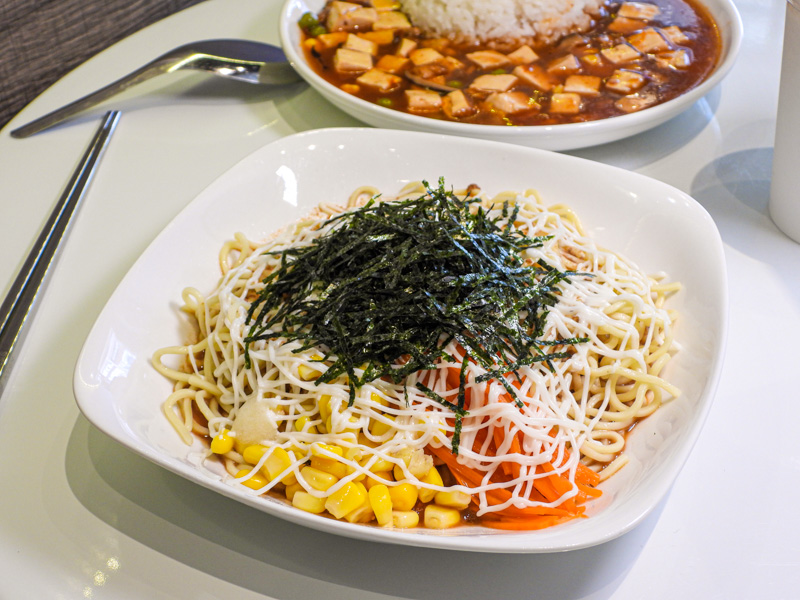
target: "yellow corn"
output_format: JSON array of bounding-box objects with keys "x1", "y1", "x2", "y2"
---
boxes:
[
  {"x1": 265, "y1": 447, "x2": 296, "y2": 484},
  {"x1": 285, "y1": 482, "x2": 303, "y2": 502},
  {"x1": 298, "y1": 355, "x2": 323, "y2": 381},
  {"x1": 310, "y1": 455, "x2": 349, "y2": 479},
  {"x1": 235, "y1": 469, "x2": 268, "y2": 490},
  {"x1": 368, "y1": 484, "x2": 393, "y2": 526},
  {"x1": 210, "y1": 430, "x2": 234, "y2": 454},
  {"x1": 242, "y1": 444, "x2": 268, "y2": 465},
  {"x1": 325, "y1": 481, "x2": 368, "y2": 519},
  {"x1": 294, "y1": 416, "x2": 317, "y2": 434},
  {"x1": 434, "y1": 490, "x2": 471, "y2": 510},
  {"x1": 424, "y1": 505, "x2": 462, "y2": 529},
  {"x1": 391, "y1": 510, "x2": 419, "y2": 528},
  {"x1": 364, "y1": 471, "x2": 393, "y2": 489},
  {"x1": 370, "y1": 392, "x2": 389, "y2": 406},
  {"x1": 388, "y1": 483, "x2": 418, "y2": 511},
  {"x1": 369, "y1": 414, "x2": 395, "y2": 436},
  {"x1": 366, "y1": 457, "x2": 395, "y2": 473},
  {"x1": 418, "y1": 466, "x2": 443, "y2": 503},
  {"x1": 318, "y1": 395, "x2": 333, "y2": 421},
  {"x1": 311, "y1": 443, "x2": 344, "y2": 458},
  {"x1": 300, "y1": 466, "x2": 338, "y2": 491},
  {"x1": 344, "y1": 502, "x2": 375, "y2": 524},
  {"x1": 292, "y1": 491, "x2": 327, "y2": 514},
  {"x1": 393, "y1": 463, "x2": 406, "y2": 482}
]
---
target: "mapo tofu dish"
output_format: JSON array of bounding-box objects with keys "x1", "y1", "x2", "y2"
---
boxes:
[{"x1": 298, "y1": 0, "x2": 721, "y2": 126}]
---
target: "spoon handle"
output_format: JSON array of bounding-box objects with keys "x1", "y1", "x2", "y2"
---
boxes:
[
  {"x1": 10, "y1": 59, "x2": 171, "y2": 139},
  {"x1": 0, "y1": 111, "x2": 120, "y2": 384}
]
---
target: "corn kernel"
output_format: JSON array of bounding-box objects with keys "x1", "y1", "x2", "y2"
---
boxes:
[
  {"x1": 300, "y1": 466, "x2": 338, "y2": 491},
  {"x1": 265, "y1": 447, "x2": 296, "y2": 484},
  {"x1": 210, "y1": 430, "x2": 234, "y2": 454},
  {"x1": 393, "y1": 463, "x2": 406, "y2": 482},
  {"x1": 368, "y1": 484, "x2": 393, "y2": 526},
  {"x1": 369, "y1": 414, "x2": 395, "y2": 436},
  {"x1": 424, "y1": 504, "x2": 462, "y2": 529},
  {"x1": 388, "y1": 483, "x2": 418, "y2": 511},
  {"x1": 392, "y1": 510, "x2": 419, "y2": 528},
  {"x1": 345, "y1": 502, "x2": 375, "y2": 523},
  {"x1": 434, "y1": 490, "x2": 471, "y2": 510},
  {"x1": 294, "y1": 416, "x2": 317, "y2": 434},
  {"x1": 365, "y1": 457, "x2": 395, "y2": 473},
  {"x1": 364, "y1": 471, "x2": 393, "y2": 489},
  {"x1": 318, "y1": 395, "x2": 333, "y2": 421},
  {"x1": 370, "y1": 392, "x2": 389, "y2": 406},
  {"x1": 418, "y1": 466, "x2": 443, "y2": 503},
  {"x1": 235, "y1": 469, "x2": 268, "y2": 490},
  {"x1": 310, "y1": 455, "x2": 349, "y2": 479},
  {"x1": 325, "y1": 482, "x2": 368, "y2": 519},
  {"x1": 298, "y1": 355, "x2": 323, "y2": 381},
  {"x1": 312, "y1": 443, "x2": 344, "y2": 458},
  {"x1": 242, "y1": 444, "x2": 268, "y2": 465},
  {"x1": 285, "y1": 483, "x2": 303, "y2": 501},
  {"x1": 293, "y1": 491, "x2": 327, "y2": 514},
  {"x1": 341, "y1": 83, "x2": 361, "y2": 94}
]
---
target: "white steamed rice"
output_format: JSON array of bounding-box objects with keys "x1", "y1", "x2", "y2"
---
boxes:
[{"x1": 398, "y1": 0, "x2": 607, "y2": 45}]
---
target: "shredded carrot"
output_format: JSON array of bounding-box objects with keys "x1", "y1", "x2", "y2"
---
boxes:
[{"x1": 428, "y1": 361, "x2": 603, "y2": 530}]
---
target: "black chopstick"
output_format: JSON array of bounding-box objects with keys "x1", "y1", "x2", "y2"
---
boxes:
[{"x1": 0, "y1": 110, "x2": 121, "y2": 383}]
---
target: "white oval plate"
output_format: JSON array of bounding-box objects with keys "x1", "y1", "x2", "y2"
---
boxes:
[
  {"x1": 279, "y1": 0, "x2": 743, "y2": 151},
  {"x1": 74, "y1": 128, "x2": 727, "y2": 552}
]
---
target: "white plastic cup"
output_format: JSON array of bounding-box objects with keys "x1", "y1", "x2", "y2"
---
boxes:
[{"x1": 770, "y1": 0, "x2": 800, "y2": 243}]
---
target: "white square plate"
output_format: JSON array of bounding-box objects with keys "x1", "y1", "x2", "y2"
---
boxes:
[{"x1": 74, "y1": 128, "x2": 727, "y2": 552}]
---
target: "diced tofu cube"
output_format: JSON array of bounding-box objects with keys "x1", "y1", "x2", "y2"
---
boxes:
[
  {"x1": 333, "y1": 48, "x2": 373, "y2": 73},
  {"x1": 396, "y1": 38, "x2": 418, "y2": 57},
  {"x1": 369, "y1": 0, "x2": 400, "y2": 10},
  {"x1": 443, "y1": 56, "x2": 465, "y2": 71},
  {"x1": 661, "y1": 26, "x2": 690, "y2": 45},
  {"x1": 376, "y1": 54, "x2": 410, "y2": 73},
  {"x1": 506, "y1": 45, "x2": 539, "y2": 65},
  {"x1": 421, "y1": 38, "x2": 451, "y2": 52},
  {"x1": 618, "y1": 2, "x2": 661, "y2": 20},
  {"x1": 601, "y1": 43, "x2": 641, "y2": 64},
  {"x1": 549, "y1": 92, "x2": 582, "y2": 114},
  {"x1": 373, "y1": 10, "x2": 411, "y2": 30},
  {"x1": 409, "y1": 47, "x2": 444, "y2": 66},
  {"x1": 615, "y1": 91, "x2": 658, "y2": 112},
  {"x1": 656, "y1": 49, "x2": 693, "y2": 69},
  {"x1": 605, "y1": 69, "x2": 647, "y2": 93},
  {"x1": 345, "y1": 33, "x2": 378, "y2": 56},
  {"x1": 512, "y1": 64, "x2": 555, "y2": 91},
  {"x1": 442, "y1": 89, "x2": 477, "y2": 119},
  {"x1": 628, "y1": 28, "x2": 671, "y2": 53},
  {"x1": 315, "y1": 31, "x2": 349, "y2": 50},
  {"x1": 547, "y1": 54, "x2": 581, "y2": 74},
  {"x1": 466, "y1": 50, "x2": 511, "y2": 69},
  {"x1": 468, "y1": 73, "x2": 518, "y2": 94},
  {"x1": 404, "y1": 89, "x2": 443, "y2": 112},
  {"x1": 580, "y1": 52, "x2": 603, "y2": 67},
  {"x1": 564, "y1": 75, "x2": 602, "y2": 95},
  {"x1": 608, "y1": 17, "x2": 646, "y2": 34},
  {"x1": 359, "y1": 29, "x2": 396, "y2": 45},
  {"x1": 485, "y1": 91, "x2": 538, "y2": 115},
  {"x1": 327, "y1": 2, "x2": 378, "y2": 31},
  {"x1": 356, "y1": 68, "x2": 403, "y2": 91}
]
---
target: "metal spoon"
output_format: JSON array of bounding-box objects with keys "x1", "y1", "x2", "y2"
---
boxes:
[{"x1": 11, "y1": 39, "x2": 300, "y2": 138}]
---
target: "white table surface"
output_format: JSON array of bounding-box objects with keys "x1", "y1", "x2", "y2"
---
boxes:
[{"x1": 1, "y1": 0, "x2": 797, "y2": 597}]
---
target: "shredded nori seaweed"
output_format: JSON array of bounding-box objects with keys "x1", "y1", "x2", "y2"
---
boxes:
[{"x1": 244, "y1": 178, "x2": 586, "y2": 453}]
